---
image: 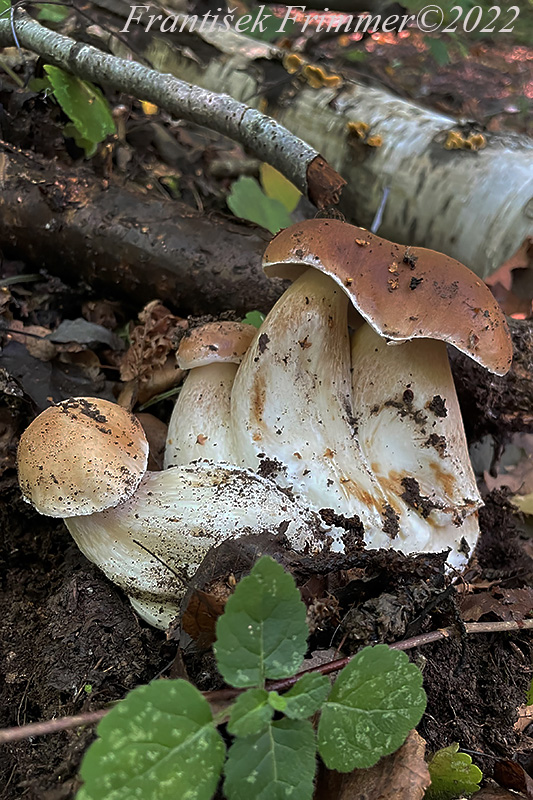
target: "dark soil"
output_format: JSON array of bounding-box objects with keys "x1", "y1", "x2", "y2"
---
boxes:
[{"x1": 1, "y1": 470, "x2": 532, "y2": 798}]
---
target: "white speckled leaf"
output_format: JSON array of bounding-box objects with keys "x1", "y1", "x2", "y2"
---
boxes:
[
  {"x1": 318, "y1": 645, "x2": 426, "y2": 771},
  {"x1": 224, "y1": 718, "x2": 316, "y2": 800},
  {"x1": 214, "y1": 556, "x2": 308, "y2": 687},
  {"x1": 227, "y1": 689, "x2": 273, "y2": 737},
  {"x1": 283, "y1": 673, "x2": 331, "y2": 720},
  {"x1": 78, "y1": 680, "x2": 225, "y2": 800}
]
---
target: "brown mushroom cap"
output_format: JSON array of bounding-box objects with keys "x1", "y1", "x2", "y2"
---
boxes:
[
  {"x1": 177, "y1": 322, "x2": 257, "y2": 370},
  {"x1": 263, "y1": 219, "x2": 513, "y2": 375},
  {"x1": 17, "y1": 397, "x2": 149, "y2": 517}
]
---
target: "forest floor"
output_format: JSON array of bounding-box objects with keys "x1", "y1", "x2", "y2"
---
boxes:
[{"x1": 0, "y1": 11, "x2": 533, "y2": 799}]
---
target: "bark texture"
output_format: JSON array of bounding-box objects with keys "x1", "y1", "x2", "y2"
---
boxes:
[
  {"x1": 0, "y1": 13, "x2": 345, "y2": 207},
  {"x1": 0, "y1": 147, "x2": 283, "y2": 314},
  {"x1": 88, "y1": 0, "x2": 533, "y2": 278}
]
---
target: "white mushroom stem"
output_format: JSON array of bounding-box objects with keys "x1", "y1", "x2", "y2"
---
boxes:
[
  {"x1": 231, "y1": 268, "x2": 390, "y2": 533},
  {"x1": 350, "y1": 323, "x2": 482, "y2": 565},
  {"x1": 65, "y1": 462, "x2": 340, "y2": 629},
  {"x1": 164, "y1": 362, "x2": 240, "y2": 468}
]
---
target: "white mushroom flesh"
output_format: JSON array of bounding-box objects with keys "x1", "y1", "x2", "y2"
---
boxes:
[
  {"x1": 164, "y1": 363, "x2": 240, "y2": 468},
  {"x1": 350, "y1": 323, "x2": 482, "y2": 563},
  {"x1": 231, "y1": 268, "x2": 391, "y2": 534},
  {"x1": 65, "y1": 462, "x2": 341, "y2": 629}
]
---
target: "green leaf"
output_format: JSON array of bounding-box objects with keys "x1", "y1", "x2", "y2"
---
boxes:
[
  {"x1": 0, "y1": 0, "x2": 10, "y2": 16},
  {"x1": 214, "y1": 555, "x2": 308, "y2": 688},
  {"x1": 317, "y1": 644, "x2": 426, "y2": 771},
  {"x1": 426, "y1": 37, "x2": 450, "y2": 66},
  {"x1": 227, "y1": 176, "x2": 292, "y2": 235},
  {"x1": 260, "y1": 163, "x2": 301, "y2": 213},
  {"x1": 344, "y1": 49, "x2": 367, "y2": 63},
  {"x1": 224, "y1": 718, "x2": 316, "y2": 800},
  {"x1": 78, "y1": 679, "x2": 225, "y2": 800},
  {"x1": 283, "y1": 673, "x2": 331, "y2": 720},
  {"x1": 241, "y1": 310, "x2": 265, "y2": 329},
  {"x1": 426, "y1": 744, "x2": 482, "y2": 800},
  {"x1": 43, "y1": 66, "x2": 115, "y2": 155},
  {"x1": 227, "y1": 689, "x2": 273, "y2": 737},
  {"x1": 37, "y1": 3, "x2": 70, "y2": 23},
  {"x1": 267, "y1": 690, "x2": 287, "y2": 712}
]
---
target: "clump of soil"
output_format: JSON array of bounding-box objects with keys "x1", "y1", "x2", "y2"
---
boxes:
[{"x1": 1, "y1": 478, "x2": 532, "y2": 798}]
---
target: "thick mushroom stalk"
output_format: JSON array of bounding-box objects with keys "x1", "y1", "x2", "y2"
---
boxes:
[
  {"x1": 231, "y1": 267, "x2": 391, "y2": 534},
  {"x1": 242, "y1": 219, "x2": 513, "y2": 565},
  {"x1": 65, "y1": 463, "x2": 332, "y2": 629},
  {"x1": 350, "y1": 324, "x2": 481, "y2": 563},
  {"x1": 164, "y1": 322, "x2": 256, "y2": 468},
  {"x1": 17, "y1": 397, "x2": 337, "y2": 629}
]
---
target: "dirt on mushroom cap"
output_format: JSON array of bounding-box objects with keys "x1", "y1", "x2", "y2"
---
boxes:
[
  {"x1": 17, "y1": 397, "x2": 149, "y2": 517},
  {"x1": 263, "y1": 219, "x2": 513, "y2": 376}
]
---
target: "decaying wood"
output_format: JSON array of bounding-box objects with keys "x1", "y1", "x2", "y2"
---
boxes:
[
  {"x1": 0, "y1": 146, "x2": 283, "y2": 315},
  {"x1": 1, "y1": 151, "x2": 531, "y2": 432},
  {"x1": 0, "y1": 12, "x2": 345, "y2": 209},
  {"x1": 87, "y1": 0, "x2": 533, "y2": 279}
]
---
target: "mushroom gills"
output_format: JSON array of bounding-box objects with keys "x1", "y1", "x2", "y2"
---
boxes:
[
  {"x1": 165, "y1": 362, "x2": 240, "y2": 467},
  {"x1": 65, "y1": 462, "x2": 339, "y2": 629},
  {"x1": 350, "y1": 323, "x2": 482, "y2": 563},
  {"x1": 231, "y1": 268, "x2": 390, "y2": 533}
]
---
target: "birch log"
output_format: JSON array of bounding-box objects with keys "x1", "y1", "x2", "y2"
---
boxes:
[{"x1": 89, "y1": 0, "x2": 533, "y2": 278}]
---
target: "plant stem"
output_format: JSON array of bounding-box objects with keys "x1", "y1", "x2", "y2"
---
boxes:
[{"x1": 1, "y1": 618, "x2": 531, "y2": 745}]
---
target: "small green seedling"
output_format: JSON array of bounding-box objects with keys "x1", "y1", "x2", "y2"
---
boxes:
[
  {"x1": 426, "y1": 743, "x2": 482, "y2": 799},
  {"x1": 77, "y1": 556, "x2": 427, "y2": 800},
  {"x1": 30, "y1": 66, "x2": 115, "y2": 157}
]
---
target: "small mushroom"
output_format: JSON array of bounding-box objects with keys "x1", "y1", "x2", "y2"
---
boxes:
[
  {"x1": 164, "y1": 322, "x2": 256, "y2": 468},
  {"x1": 18, "y1": 397, "x2": 333, "y2": 628},
  {"x1": 232, "y1": 219, "x2": 512, "y2": 565}
]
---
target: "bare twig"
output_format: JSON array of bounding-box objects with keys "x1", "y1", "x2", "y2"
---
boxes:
[
  {"x1": 0, "y1": 11, "x2": 345, "y2": 207},
  {"x1": 1, "y1": 617, "x2": 531, "y2": 745}
]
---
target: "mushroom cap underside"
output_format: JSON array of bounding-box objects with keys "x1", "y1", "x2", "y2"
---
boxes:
[
  {"x1": 17, "y1": 397, "x2": 149, "y2": 517},
  {"x1": 263, "y1": 219, "x2": 513, "y2": 376}
]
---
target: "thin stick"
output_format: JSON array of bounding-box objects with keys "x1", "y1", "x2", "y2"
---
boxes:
[
  {"x1": 1, "y1": 618, "x2": 532, "y2": 745},
  {"x1": 0, "y1": 11, "x2": 345, "y2": 207}
]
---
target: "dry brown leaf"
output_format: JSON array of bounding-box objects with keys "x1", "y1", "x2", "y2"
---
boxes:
[
  {"x1": 5, "y1": 321, "x2": 56, "y2": 361},
  {"x1": 477, "y1": 785, "x2": 528, "y2": 799},
  {"x1": 486, "y1": 237, "x2": 533, "y2": 319},
  {"x1": 136, "y1": 412, "x2": 168, "y2": 471},
  {"x1": 515, "y1": 705, "x2": 533, "y2": 735},
  {"x1": 460, "y1": 587, "x2": 533, "y2": 622},
  {"x1": 494, "y1": 759, "x2": 533, "y2": 798},
  {"x1": 314, "y1": 729, "x2": 430, "y2": 800},
  {"x1": 120, "y1": 300, "x2": 188, "y2": 384}
]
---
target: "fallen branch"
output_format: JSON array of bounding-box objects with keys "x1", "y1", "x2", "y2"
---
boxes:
[
  {"x1": 1, "y1": 618, "x2": 531, "y2": 745},
  {"x1": 0, "y1": 144, "x2": 283, "y2": 315},
  {"x1": 0, "y1": 11, "x2": 345, "y2": 208}
]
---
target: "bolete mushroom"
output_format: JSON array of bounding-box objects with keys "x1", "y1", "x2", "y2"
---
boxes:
[
  {"x1": 231, "y1": 219, "x2": 512, "y2": 565},
  {"x1": 164, "y1": 321, "x2": 256, "y2": 468},
  {"x1": 17, "y1": 397, "x2": 334, "y2": 628}
]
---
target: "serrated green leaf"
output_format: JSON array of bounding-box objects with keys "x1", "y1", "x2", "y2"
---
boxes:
[
  {"x1": 37, "y1": 3, "x2": 70, "y2": 23},
  {"x1": 78, "y1": 679, "x2": 225, "y2": 800},
  {"x1": 283, "y1": 673, "x2": 331, "y2": 720},
  {"x1": 318, "y1": 644, "x2": 426, "y2": 772},
  {"x1": 43, "y1": 66, "x2": 115, "y2": 155},
  {"x1": 241, "y1": 310, "x2": 265, "y2": 329},
  {"x1": 267, "y1": 690, "x2": 287, "y2": 712},
  {"x1": 227, "y1": 176, "x2": 292, "y2": 235},
  {"x1": 224, "y1": 718, "x2": 316, "y2": 800},
  {"x1": 260, "y1": 163, "x2": 301, "y2": 213},
  {"x1": 426, "y1": 743, "x2": 482, "y2": 800},
  {"x1": 214, "y1": 556, "x2": 308, "y2": 688},
  {"x1": 227, "y1": 689, "x2": 273, "y2": 737}
]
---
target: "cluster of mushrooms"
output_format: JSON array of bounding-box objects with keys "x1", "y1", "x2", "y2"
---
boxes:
[{"x1": 17, "y1": 220, "x2": 513, "y2": 629}]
